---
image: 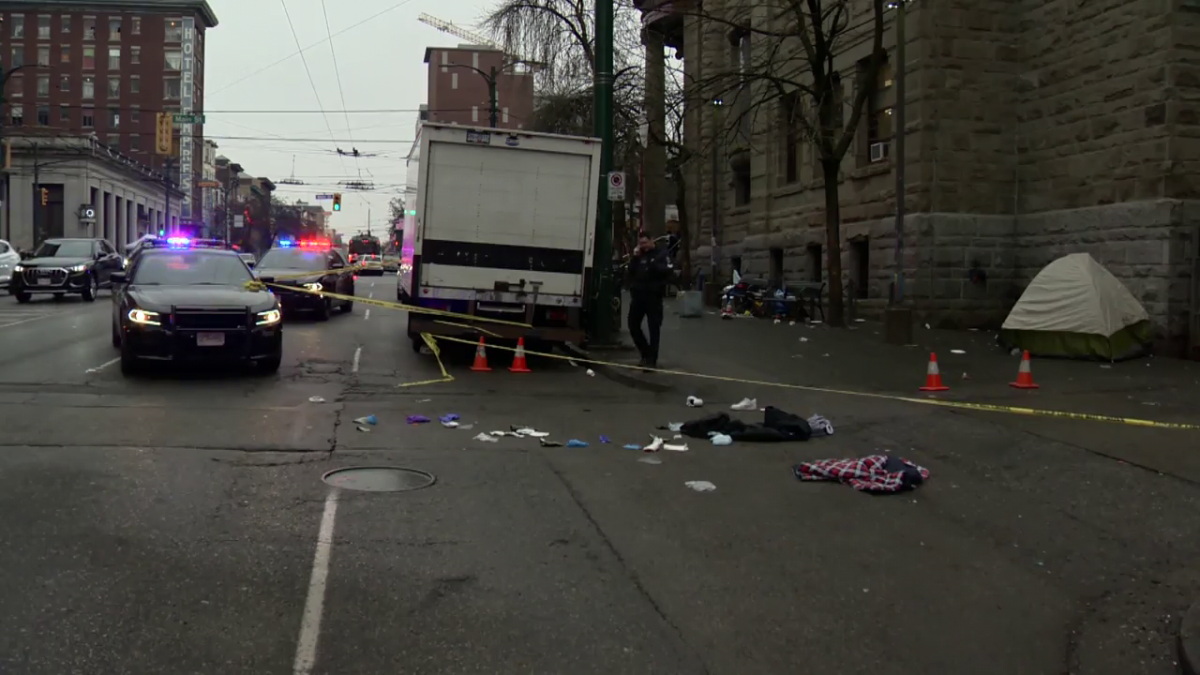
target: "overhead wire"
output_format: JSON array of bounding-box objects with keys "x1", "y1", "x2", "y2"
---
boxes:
[
  {"x1": 277, "y1": 0, "x2": 347, "y2": 178},
  {"x1": 320, "y1": 0, "x2": 361, "y2": 181},
  {"x1": 209, "y1": 0, "x2": 421, "y2": 97}
]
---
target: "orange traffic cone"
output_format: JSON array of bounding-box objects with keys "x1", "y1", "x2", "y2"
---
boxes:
[
  {"x1": 1010, "y1": 350, "x2": 1039, "y2": 389},
  {"x1": 470, "y1": 336, "x2": 491, "y2": 372},
  {"x1": 919, "y1": 352, "x2": 950, "y2": 391},
  {"x1": 509, "y1": 337, "x2": 532, "y2": 373}
]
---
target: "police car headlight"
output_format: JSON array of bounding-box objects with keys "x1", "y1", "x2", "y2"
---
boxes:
[
  {"x1": 127, "y1": 308, "x2": 161, "y2": 326},
  {"x1": 303, "y1": 282, "x2": 323, "y2": 292},
  {"x1": 256, "y1": 309, "x2": 282, "y2": 326},
  {"x1": 67, "y1": 264, "x2": 87, "y2": 273}
]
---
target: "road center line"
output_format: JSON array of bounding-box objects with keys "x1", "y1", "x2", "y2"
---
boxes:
[
  {"x1": 0, "y1": 312, "x2": 69, "y2": 330},
  {"x1": 364, "y1": 309, "x2": 370, "y2": 321},
  {"x1": 351, "y1": 346, "x2": 361, "y2": 373},
  {"x1": 292, "y1": 490, "x2": 339, "y2": 675},
  {"x1": 85, "y1": 357, "x2": 121, "y2": 373},
  {"x1": 368, "y1": 291, "x2": 373, "y2": 299}
]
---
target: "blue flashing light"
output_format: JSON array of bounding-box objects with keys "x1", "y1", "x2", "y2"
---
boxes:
[
  {"x1": 167, "y1": 237, "x2": 190, "y2": 247},
  {"x1": 278, "y1": 239, "x2": 293, "y2": 247}
]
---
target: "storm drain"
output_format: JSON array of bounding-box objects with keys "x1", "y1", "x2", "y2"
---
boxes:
[{"x1": 322, "y1": 466, "x2": 436, "y2": 492}]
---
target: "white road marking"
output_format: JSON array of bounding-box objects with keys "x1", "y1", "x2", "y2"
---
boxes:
[
  {"x1": 0, "y1": 312, "x2": 70, "y2": 330},
  {"x1": 85, "y1": 357, "x2": 121, "y2": 373},
  {"x1": 368, "y1": 291, "x2": 373, "y2": 299},
  {"x1": 364, "y1": 309, "x2": 370, "y2": 321},
  {"x1": 352, "y1": 346, "x2": 361, "y2": 373},
  {"x1": 292, "y1": 490, "x2": 339, "y2": 675}
]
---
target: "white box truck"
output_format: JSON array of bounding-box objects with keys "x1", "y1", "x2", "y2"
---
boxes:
[{"x1": 398, "y1": 122, "x2": 602, "y2": 351}]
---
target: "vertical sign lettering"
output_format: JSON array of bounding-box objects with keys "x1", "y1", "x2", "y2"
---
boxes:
[{"x1": 179, "y1": 17, "x2": 196, "y2": 220}]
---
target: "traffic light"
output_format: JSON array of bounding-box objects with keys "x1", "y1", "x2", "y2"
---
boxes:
[
  {"x1": 39, "y1": 188, "x2": 48, "y2": 206},
  {"x1": 332, "y1": 193, "x2": 342, "y2": 211}
]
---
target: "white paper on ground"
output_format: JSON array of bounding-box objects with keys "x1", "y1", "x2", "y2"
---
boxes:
[
  {"x1": 685, "y1": 481, "x2": 716, "y2": 492},
  {"x1": 711, "y1": 434, "x2": 732, "y2": 446},
  {"x1": 473, "y1": 433, "x2": 499, "y2": 443},
  {"x1": 644, "y1": 436, "x2": 664, "y2": 452},
  {"x1": 663, "y1": 443, "x2": 689, "y2": 452}
]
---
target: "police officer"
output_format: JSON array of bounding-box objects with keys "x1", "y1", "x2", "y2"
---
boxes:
[{"x1": 626, "y1": 231, "x2": 672, "y2": 369}]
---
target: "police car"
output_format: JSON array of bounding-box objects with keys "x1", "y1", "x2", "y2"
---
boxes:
[
  {"x1": 253, "y1": 238, "x2": 355, "y2": 320},
  {"x1": 111, "y1": 240, "x2": 283, "y2": 375}
]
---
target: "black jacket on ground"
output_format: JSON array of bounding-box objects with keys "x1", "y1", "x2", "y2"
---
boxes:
[
  {"x1": 680, "y1": 407, "x2": 813, "y2": 442},
  {"x1": 626, "y1": 246, "x2": 672, "y2": 299}
]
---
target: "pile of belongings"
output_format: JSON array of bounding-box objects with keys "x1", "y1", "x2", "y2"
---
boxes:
[
  {"x1": 680, "y1": 407, "x2": 813, "y2": 442},
  {"x1": 793, "y1": 455, "x2": 929, "y2": 494}
]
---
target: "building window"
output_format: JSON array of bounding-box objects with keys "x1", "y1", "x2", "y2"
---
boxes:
[
  {"x1": 109, "y1": 18, "x2": 121, "y2": 41},
  {"x1": 60, "y1": 45, "x2": 70, "y2": 64},
  {"x1": 108, "y1": 47, "x2": 120, "y2": 69},
  {"x1": 130, "y1": 76, "x2": 140, "y2": 94},
  {"x1": 165, "y1": 19, "x2": 182, "y2": 42},
  {"x1": 164, "y1": 49, "x2": 182, "y2": 71},
  {"x1": 769, "y1": 247, "x2": 784, "y2": 287},
  {"x1": 36, "y1": 46, "x2": 49, "y2": 67},
  {"x1": 779, "y1": 91, "x2": 800, "y2": 185},
  {"x1": 732, "y1": 156, "x2": 751, "y2": 206},
  {"x1": 11, "y1": 105, "x2": 24, "y2": 127},
  {"x1": 850, "y1": 237, "x2": 869, "y2": 299},
  {"x1": 451, "y1": 72, "x2": 458, "y2": 89},
  {"x1": 862, "y1": 55, "x2": 892, "y2": 164},
  {"x1": 83, "y1": 47, "x2": 95, "y2": 69},
  {"x1": 131, "y1": 46, "x2": 140, "y2": 65},
  {"x1": 132, "y1": 17, "x2": 141, "y2": 35},
  {"x1": 108, "y1": 77, "x2": 120, "y2": 98},
  {"x1": 59, "y1": 105, "x2": 70, "y2": 122},
  {"x1": 59, "y1": 75, "x2": 70, "y2": 92},
  {"x1": 502, "y1": 107, "x2": 509, "y2": 123},
  {"x1": 471, "y1": 105, "x2": 478, "y2": 122},
  {"x1": 82, "y1": 108, "x2": 94, "y2": 127},
  {"x1": 109, "y1": 108, "x2": 120, "y2": 128},
  {"x1": 131, "y1": 134, "x2": 141, "y2": 151},
  {"x1": 130, "y1": 108, "x2": 140, "y2": 123},
  {"x1": 10, "y1": 46, "x2": 24, "y2": 68},
  {"x1": 806, "y1": 244, "x2": 822, "y2": 282},
  {"x1": 9, "y1": 75, "x2": 22, "y2": 98},
  {"x1": 164, "y1": 77, "x2": 181, "y2": 99},
  {"x1": 106, "y1": 134, "x2": 119, "y2": 147},
  {"x1": 36, "y1": 75, "x2": 48, "y2": 98},
  {"x1": 84, "y1": 17, "x2": 96, "y2": 41},
  {"x1": 83, "y1": 76, "x2": 94, "y2": 100},
  {"x1": 38, "y1": 16, "x2": 50, "y2": 40},
  {"x1": 37, "y1": 105, "x2": 49, "y2": 126},
  {"x1": 11, "y1": 16, "x2": 24, "y2": 38}
]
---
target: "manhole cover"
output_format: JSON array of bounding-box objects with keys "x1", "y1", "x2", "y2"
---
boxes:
[{"x1": 322, "y1": 466, "x2": 436, "y2": 492}]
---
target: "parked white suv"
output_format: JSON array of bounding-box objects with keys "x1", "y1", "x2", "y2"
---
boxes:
[{"x1": 0, "y1": 240, "x2": 19, "y2": 286}]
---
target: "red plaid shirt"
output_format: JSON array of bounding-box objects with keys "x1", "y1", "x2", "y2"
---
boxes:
[{"x1": 793, "y1": 455, "x2": 929, "y2": 494}]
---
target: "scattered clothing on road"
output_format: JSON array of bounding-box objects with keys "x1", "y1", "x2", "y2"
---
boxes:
[
  {"x1": 793, "y1": 455, "x2": 929, "y2": 494},
  {"x1": 807, "y1": 414, "x2": 834, "y2": 437},
  {"x1": 681, "y1": 407, "x2": 813, "y2": 442}
]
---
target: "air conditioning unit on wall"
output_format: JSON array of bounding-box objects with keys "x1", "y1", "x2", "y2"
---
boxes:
[{"x1": 869, "y1": 142, "x2": 889, "y2": 163}]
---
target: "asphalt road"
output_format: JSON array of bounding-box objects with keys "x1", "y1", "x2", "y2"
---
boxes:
[{"x1": 1, "y1": 275, "x2": 1199, "y2": 675}]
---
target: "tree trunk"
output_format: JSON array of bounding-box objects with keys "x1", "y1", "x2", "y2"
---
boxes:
[{"x1": 821, "y1": 158, "x2": 844, "y2": 327}]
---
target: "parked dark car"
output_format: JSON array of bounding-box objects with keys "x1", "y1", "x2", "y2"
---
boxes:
[
  {"x1": 253, "y1": 242, "x2": 354, "y2": 321},
  {"x1": 110, "y1": 247, "x2": 283, "y2": 375},
  {"x1": 8, "y1": 237, "x2": 124, "y2": 303}
]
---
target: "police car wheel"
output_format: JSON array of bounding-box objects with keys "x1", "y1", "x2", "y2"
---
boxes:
[{"x1": 340, "y1": 299, "x2": 353, "y2": 313}]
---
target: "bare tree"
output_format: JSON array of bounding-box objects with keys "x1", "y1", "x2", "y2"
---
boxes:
[{"x1": 682, "y1": 0, "x2": 886, "y2": 326}]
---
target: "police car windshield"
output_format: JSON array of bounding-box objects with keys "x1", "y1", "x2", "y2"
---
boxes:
[
  {"x1": 34, "y1": 240, "x2": 93, "y2": 258},
  {"x1": 132, "y1": 252, "x2": 253, "y2": 286},
  {"x1": 259, "y1": 248, "x2": 327, "y2": 271}
]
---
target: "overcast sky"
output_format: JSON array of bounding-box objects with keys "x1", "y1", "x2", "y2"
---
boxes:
[{"x1": 204, "y1": 0, "x2": 491, "y2": 239}]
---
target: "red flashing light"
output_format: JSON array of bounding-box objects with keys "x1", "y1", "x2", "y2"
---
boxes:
[{"x1": 298, "y1": 239, "x2": 330, "y2": 248}]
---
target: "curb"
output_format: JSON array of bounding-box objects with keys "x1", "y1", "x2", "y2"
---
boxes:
[
  {"x1": 1181, "y1": 599, "x2": 1200, "y2": 675},
  {"x1": 560, "y1": 343, "x2": 674, "y2": 394}
]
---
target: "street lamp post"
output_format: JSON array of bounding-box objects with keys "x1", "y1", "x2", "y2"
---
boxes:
[
  {"x1": 883, "y1": 0, "x2": 914, "y2": 345},
  {"x1": 445, "y1": 60, "x2": 534, "y2": 129},
  {"x1": 0, "y1": 64, "x2": 28, "y2": 242}
]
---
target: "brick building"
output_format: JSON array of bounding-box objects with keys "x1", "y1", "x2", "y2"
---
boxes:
[
  {"x1": 0, "y1": 0, "x2": 218, "y2": 230},
  {"x1": 647, "y1": 0, "x2": 1200, "y2": 354},
  {"x1": 422, "y1": 44, "x2": 533, "y2": 130}
]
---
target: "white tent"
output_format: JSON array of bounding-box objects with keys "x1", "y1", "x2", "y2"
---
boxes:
[{"x1": 1000, "y1": 253, "x2": 1152, "y2": 360}]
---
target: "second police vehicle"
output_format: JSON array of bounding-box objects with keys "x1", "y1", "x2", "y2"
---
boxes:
[{"x1": 254, "y1": 238, "x2": 355, "y2": 320}]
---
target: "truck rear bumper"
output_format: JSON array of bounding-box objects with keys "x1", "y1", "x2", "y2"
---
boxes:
[{"x1": 409, "y1": 316, "x2": 584, "y2": 344}]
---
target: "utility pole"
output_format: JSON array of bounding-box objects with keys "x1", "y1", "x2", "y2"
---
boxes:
[
  {"x1": 31, "y1": 141, "x2": 39, "y2": 246},
  {"x1": 892, "y1": 0, "x2": 907, "y2": 304},
  {"x1": 0, "y1": 64, "x2": 26, "y2": 243},
  {"x1": 164, "y1": 158, "x2": 174, "y2": 235},
  {"x1": 588, "y1": 0, "x2": 616, "y2": 343}
]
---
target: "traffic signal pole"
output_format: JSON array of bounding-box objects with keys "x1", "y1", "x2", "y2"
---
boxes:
[{"x1": 588, "y1": 0, "x2": 617, "y2": 344}]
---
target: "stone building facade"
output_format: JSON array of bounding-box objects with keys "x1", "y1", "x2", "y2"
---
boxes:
[{"x1": 656, "y1": 0, "x2": 1200, "y2": 354}]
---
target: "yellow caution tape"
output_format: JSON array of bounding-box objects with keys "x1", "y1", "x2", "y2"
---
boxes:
[
  {"x1": 394, "y1": 332, "x2": 455, "y2": 388},
  {"x1": 430, "y1": 335, "x2": 1200, "y2": 431},
  {"x1": 262, "y1": 283, "x2": 532, "y2": 328}
]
